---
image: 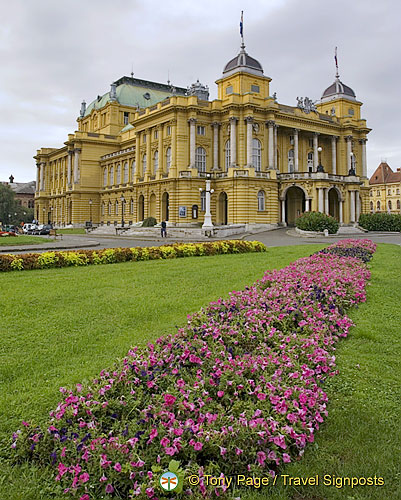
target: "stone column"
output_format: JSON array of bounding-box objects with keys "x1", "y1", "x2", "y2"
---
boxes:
[
  {"x1": 318, "y1": 187, "x2": 324, "y2": 212},
  {"x1": 274, "y1": 124, "x2": 278, "y2": 169},
  {"x1": 356, "y1": 192, "x2": 361, "y2": 222},
  {"x1": 135, "y1": 133, "x2": 141, "y2": 180},
  {"x1": 73, "y1": 148, "x2": 81, "y2": 184},
  {"x1": 331, "y1": 136, "x2": 337, "y2": 175},
  {"x1": 305, "y1": 198, "x2": 310, "y2": 212},
  {"x1": 313, "y1": 133, "x2": 319, "y2": 172},
  {"x1": 158, "y1": 126, "x2": 163, "y2": 174},
  {"x1": 294, "y1": 129, "x2": 299, "y2": 172},
  {"x1": 229, "y1": 117, "x2": 237, "y2": 167},
  {"x1": 40, "y1": 162, "x2": 45, "y2": 191},
  {"x1": 267, "y1": 121, "x2": 275, "y2": 169},
  {"x1": 360, "y1": 139, "x2": 367, "y2": 177},
  {"x1": 36, "y1": 163, "x2": 40, "y2": 190},
  {"x1": 350, "y1": 190, "x2": 356, "y2": 223},
  {"x1": 212, "y1": 122, "x2": 219, "y2": 170},
  {"x1": 202, "y1": 176, "x2": 213, "y2": 230},
  {"x1": 324, "y1": 188, "x2": 329, "y2": 214},
  {"x1": 281, "y1": 199, "x2": 286, "y2": 223},
  {"x1": 189, "y1": 118, "x2": 196, "y2": 168},
  {"x1": 146, "y1": 129, "x2": 151, "y2": 176},
  {"x1": 339, "y1": 200, "x2": 343, "y2": 224},
  {"x1": 67, "y1": 151, "x2": 72, "y2": 185},
  {"x1": 246, "y1": 117, "x2": 253, "y2": 166},
  {"x1": 171, "y1": 121, "x2": 177, "y2": 175},
  {"x1": 346, "y1": 136, "x2": 353, "y2": 172}
]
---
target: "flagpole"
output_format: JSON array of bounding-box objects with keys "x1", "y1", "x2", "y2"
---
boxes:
[{"x1": 240, "y1": 11, "x2": 244, "y2": 48}]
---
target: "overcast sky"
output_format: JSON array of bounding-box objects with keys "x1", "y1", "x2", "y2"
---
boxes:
[{"x1": 1, "y1": 0, "x2": 400, "y2": 182}]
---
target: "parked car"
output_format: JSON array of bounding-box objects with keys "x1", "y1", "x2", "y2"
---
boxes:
[
  {"x1": 38, "y1": 224, "x2": 53, "y2": 235},
  {"x1": 25, "y1": 224, "x2": 39, "y2": 234},
  {"x1": 23, "y1": 223, "x2": 37, "y2": 234}
]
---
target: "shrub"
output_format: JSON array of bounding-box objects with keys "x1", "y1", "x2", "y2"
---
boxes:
[
  {"x1": 359, "y1": 213, "x2": 401, "y2": 232},
  {"x1": 10, "y1": 240, "x2": 374, "y2": 500},
  {"x1": 142, "y1": 217, "x2": 157, "y2": 227},
  {"x1": 296, "y1": 211, "x2": 339, "y2": 234}
]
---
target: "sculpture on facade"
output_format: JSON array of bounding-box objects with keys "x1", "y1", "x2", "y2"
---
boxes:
[{"x1": 296, "y1": 96, "x2": 317, "y2": 114}]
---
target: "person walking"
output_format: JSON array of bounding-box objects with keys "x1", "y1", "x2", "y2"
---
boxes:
[{"x1": 161, "y1": 220, "x2": 167, "y2": 238}]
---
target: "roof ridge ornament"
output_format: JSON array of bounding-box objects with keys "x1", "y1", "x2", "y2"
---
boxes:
[{"x1": 335, "y1": 46, "x2": 340, "y2": 80}]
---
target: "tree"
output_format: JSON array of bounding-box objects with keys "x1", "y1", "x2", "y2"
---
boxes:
[{"x1": 0, "y1": 184, "x2": 34, "y2": 226}]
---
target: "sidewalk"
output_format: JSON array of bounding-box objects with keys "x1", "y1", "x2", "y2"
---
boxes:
[{"x1": 0, "y1": 238, "x2": 101, "y2": 253}]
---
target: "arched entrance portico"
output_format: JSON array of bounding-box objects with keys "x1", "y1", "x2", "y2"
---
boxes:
[
  {"x1": 285, "y1": 186, "x2": 305, "y2": 225},
  {"x1": 217, "y1": 192, "x2": 228, "y2": 225},
  {"x1": 328, "y1": 187, "x2": 340, "y2": 221},
  {"x1": 149, "y1": 193, "x2": 156, "y2": 219},
  {"x1": 161, "y1": 192, "x2": 169, "y2": 221},
  {"x1": 138, "y1": 195, "x2": 144, "y2": 221}
]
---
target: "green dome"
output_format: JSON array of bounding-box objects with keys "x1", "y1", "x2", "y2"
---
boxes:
[{"x1": 83, "y1": 76, "x2": 187, "y2": 117}]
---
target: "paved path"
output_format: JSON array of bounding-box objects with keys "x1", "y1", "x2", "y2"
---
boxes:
[{"x1": 0, "y1": 229, "x2": 400, "y2": 254}]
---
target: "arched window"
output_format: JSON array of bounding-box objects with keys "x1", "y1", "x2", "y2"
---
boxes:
[
  {"x1": 257, "y1": 190, "x2": 265, "y2": 211},
  {"x1": 252, "y1": 139, "x2": 261, "y2": 171},
  {"x1": 110, "y1": 166, "x2": 114, "y2": 185},
  {"x1": 115, "y1": 200, "x2": 119, "y2": 215},
  {"x1": 397, "y1": 200, "x2": 400, "y2": 210},
  {"x1": 166, "y1": 147, "x2": 171, "y2": 173},
  {"x1": 108, "y1": 201, "x2": 112, "y2": 215},
  {"x1": 195, "y1": 147, "x2": 206, "y2": 172},
  {"x1": 370, "y1": 191, "x2": 373, "y2": 197},
  {"x1": 307, "y1": 152, "x2": 313, "y2": 172},
  {"x1": 388, "y1": 189, "x2": 391, "y2": 196},
  {"x1": 388, "y1": 200, "x2": 392, "y2": 210},
  {"x1": 142, "y1": 154, "x2": 147, "y2": 174},
  {"x1": 116, "y1": 164, "x2": 121, "y2": 184},
  {"x1": 130, "y1": 198, "x2": 134, "y2": 214},
  {"x1": 288, "y1": 149, "x2": 294, "y2": 173},
  {"x1": 131, "y1": 160, "x2": 136, "y2": 180},
  {"x1": 370, "y1": 201, "x2": 374, "y2": 212},
  {"x1": 377, "y1": 200, "x2": 381, "y2": 211},
  {"x1": 200, "y1": 190, "x2": 206, "y2": 211},
  {"x1": 397, "y1": 188, "x2": 400, "y2": 195},
  {"x1": 377, "y1": 190, "x2": 380, "y2": 196},
  {"x1": 123, "y1": 162, "x2": 128, "y2": 183},
  {"x1": 103, "y1": 168, "x2": 108, "y2": 186},
  {"x1": 154, "y1": 150, "x2": 159, "y2": 173},
  {"x1": 225, "y1": 140, "x2": 231, "y2": 170}
]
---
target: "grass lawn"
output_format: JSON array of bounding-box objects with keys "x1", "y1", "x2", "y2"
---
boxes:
[
  {"x1": 0, "y1": 243, "x2": 399, "y2": 499},
  {"x1": 56, "y1": 228, "x2": 86, "y2": 234},
  {"x1": 0, "y1": 235, "x2": 51, "y2": 246}
]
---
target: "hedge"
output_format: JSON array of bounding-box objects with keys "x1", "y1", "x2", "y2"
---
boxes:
[
  {"x1": 295, "y1": 211, "x2": 339, "y2": 234},
  {"x1": 0, "y1": 240, "x2": 267, "y2": 272},
  {"x1": 358, "y1": 212, "x2": 401, "y2": 232}
]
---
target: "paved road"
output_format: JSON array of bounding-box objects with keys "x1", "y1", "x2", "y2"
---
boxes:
[{"x1": 1, "y1": 228, "x2": 400, "y2": 254}]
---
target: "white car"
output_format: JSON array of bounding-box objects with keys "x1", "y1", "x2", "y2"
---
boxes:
[{"x1": 23, "y1": 223, "x2": 39, "y2": 234}]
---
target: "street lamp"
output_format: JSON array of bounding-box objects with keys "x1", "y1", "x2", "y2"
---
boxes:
[
  {"x1": 50, "y1": 206, "x2": 54, "y2": 225},
  {"x1": 89, "y1": 199, "x2": 93, "y2": 224},
  {"x1": 201, "y1": 173, "x2": 214, "y2": 234},
  {"x1": 316, "y1": 147, "x2": 325, "y2": 173},
  {"x1": 120, "y1": 195, "x2": 125, "y2": 227},
  {"x1": 349, "y1": 152, "x2": 356, "y2": 176}
]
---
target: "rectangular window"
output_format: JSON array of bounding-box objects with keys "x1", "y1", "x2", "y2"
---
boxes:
[
  {"x1": 309, "y1": 139, "x2": 314, "y2": 148},
  {"x1": 289, "y1": 135, "x2": 294, "y2": 145},
  {"x1": 251, "y1": 84, "x2": 260, "y2": 93},
  {"x1": 143, "y1": 134, "x2": 147, "y2": 143},
  {"x1": 123, "y1": 112, "x2": 129, "y2": 125},
  {"x1": 154, "y1": 130, "x2": 158, "y2": 139},
  {"x1": 197, "y1": 126, "x2": 205, "y2": 136},
  {"x1": 166, "y1": 126, "x2": 171, "y2": 136},
  {"x1": 226, "y1": 85, "x2": 233, "y2": 95}
]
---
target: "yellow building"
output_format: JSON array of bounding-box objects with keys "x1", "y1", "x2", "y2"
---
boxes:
[
  {"x1": 369, "y1": 162, "x2": 401, "y2": 213},
  {"x1": 35, "y1": 38, "x2": 371, "y2": 230}
]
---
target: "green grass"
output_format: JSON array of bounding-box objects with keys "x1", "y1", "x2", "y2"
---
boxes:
[
  {"x1": 0, "y1": 235, "x2": 51, "y2": 246},
  {"x1": 0, "y1": 243, "x2": 400, "y2": 500},
  {"x1": 56, "y1": 228, "x2": 86, "y2": 234}
]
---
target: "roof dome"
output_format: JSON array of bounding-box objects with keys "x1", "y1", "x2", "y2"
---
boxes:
[
  {"x1": 321, "y1": 77, "x2": 356, "y2": 101},
  {"x1": 223, "y1": 44, "x2": 263, "y2": 77}
]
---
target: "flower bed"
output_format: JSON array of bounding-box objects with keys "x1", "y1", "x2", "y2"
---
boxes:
[
  {"x1": 0, "y1": 240, "x2": 266, "y2": 272},
  {"x1": 10, "y1": 240, "x2": 376, "y2": 499}
]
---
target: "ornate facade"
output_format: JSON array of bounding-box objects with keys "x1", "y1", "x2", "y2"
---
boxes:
[{"x1": 34, "y1": 40, "x2": 371, "y2": 228}]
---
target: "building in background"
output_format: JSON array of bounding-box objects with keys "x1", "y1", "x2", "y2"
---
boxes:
[
  {"x1": 34, "y1": 35, "x2": 371, "y2": 228},
  {"x1": 2, "y1": 176, "x2": 36, "y2": 209},
  {"x1": 368, "y1": 162, "x2": 401, "y2": 213}
]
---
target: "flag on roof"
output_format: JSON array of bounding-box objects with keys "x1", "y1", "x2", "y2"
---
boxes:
[{"x1": 240, "y1": 11, "x2": 243, "y2": 37}]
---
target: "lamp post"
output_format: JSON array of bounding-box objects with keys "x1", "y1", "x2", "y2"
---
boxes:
[
  {"x1": 120, "y1": 195, "x2": 125, "y2": 227},
  {"x1": 89, "y1": 199, "x2": 93, "y2": 225},
  {"x1": 50, "y1": 206, "x2": 54, "y2": 225},
  {"x1": 201, "y1": 173, "x2": 214, "y2": 233},
  {"x1": 349, "y1": 152, "x2": 356, "y2": 176},
  {"x1": 317, "y1": 147, "x2": 325, "y2": 173}
]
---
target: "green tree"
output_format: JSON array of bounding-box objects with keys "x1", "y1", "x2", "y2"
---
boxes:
[{"x1": 0, "y1": 184, "x2": 16, "y2": 226}]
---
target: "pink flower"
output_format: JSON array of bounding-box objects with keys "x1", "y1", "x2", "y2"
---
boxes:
[
  {"x1": 163, "y1": 394, "x2": 176, "y2": 406},
  {"x1": 114, "y1": 462, "x2": 122, "y2": 472},
  {"x1": 99, "y1": 475, "x2": 107, "y2": 482},
  {"x1": 217, "y1": 390, "x2": 224, "y2": 398},
  {"x1": 257, "y1": 392, "x2": 266, "y2": 400},
  {"x1": 160, "y1": 437, "x2": 170, "y2": 447},
  {"x1": 257, "y1": 451, "x2": 266, "y2": 466},
  {"x1": 194, "y1": 441, "x2": 203, "y2": 451},
  {"x1": 105, "y1": 484, "x2": 114, "y2": 494},
  {"x1": 220, "y1": 447, "x2": 227, "y2": 456},
  {"x1": 283, "y1": 453, "x2": 291, "y2": 463},
  {"x1": 80, "y1": 495, "x2": 90, "y2": 500},
  {"x1": 79, "y1": 472, "x2": 89, "y2": 483},
  {"x1": 165, "y1": 446, "x2": 176, "y2": 455}
]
